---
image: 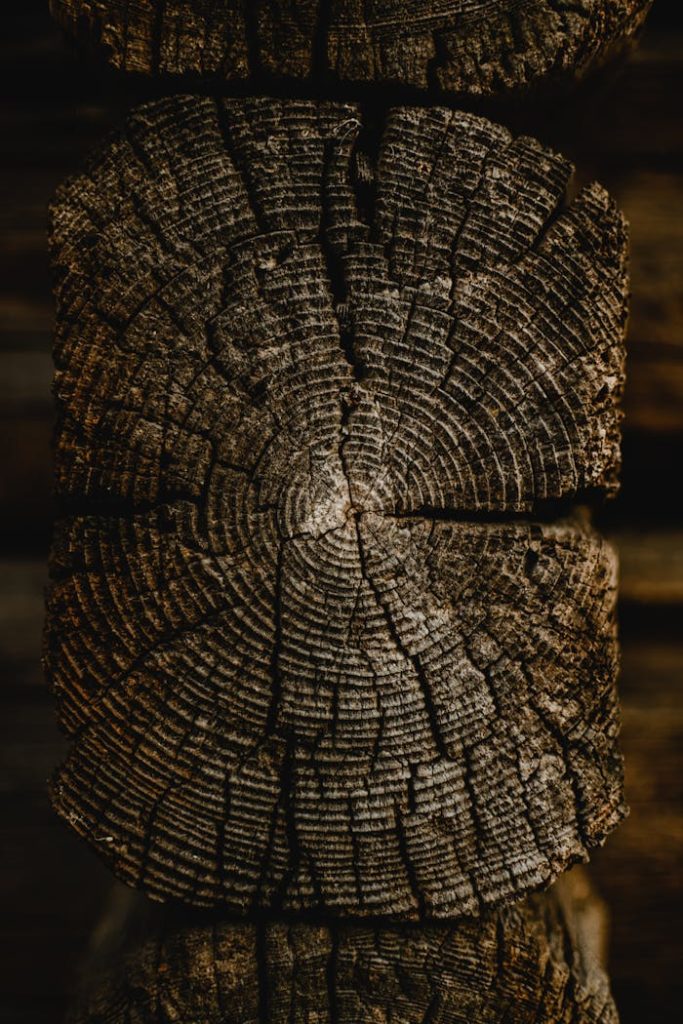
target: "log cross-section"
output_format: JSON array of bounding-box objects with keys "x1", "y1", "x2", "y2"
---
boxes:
[
  {"x1": 46, "y1": 97, "x2": 628, "y2": 917},
  {"x1": 49, "y1": 0, "x2": 653, "y2": 96},
  {"x1": 70, "y1": 871, "x2": 618, "y2": 1023}
]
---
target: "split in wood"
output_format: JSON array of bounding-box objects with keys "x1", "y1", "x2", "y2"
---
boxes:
[
  {"x1": 46, "y1": 98, "x2": 628, "y2": 916},
  {"x1": 49, "y1": 0, "x2": 652, "y2": 99},
  {"x1": 69, "y1": 869, "x2": 617, "y2": 1023}
]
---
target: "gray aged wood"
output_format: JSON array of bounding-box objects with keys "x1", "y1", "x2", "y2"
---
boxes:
[
  {"x1": 46, "y1": 97, "x2": 628, "y2": 916},
  {"x1": 49, "y1": 0, "x2": 652, "y2": 97},
  {"x1": 70, "y1": 870, "x2": 617, "y2": 1023}
]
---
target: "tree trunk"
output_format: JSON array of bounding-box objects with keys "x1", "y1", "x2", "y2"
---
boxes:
[
  {"x1": 46, "y1": 97, "x2": 628, "y2": 917},
  {"x1": 49, "y1": 0, "x2": 652, "y2": 98},
  {"x1": 69, "y1": 869, "x2": 617, "y2": 1023}
]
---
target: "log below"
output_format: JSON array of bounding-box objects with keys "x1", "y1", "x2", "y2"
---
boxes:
[
  {"x1": 69, "y1": 869, "x2": 617, "y2": 1023},
  {"x1": 46, "y1": 98, "x2": 628, "y2": 916},
  {"x1": 49, "y1": 0, "x2": 652, "y2": 98}
]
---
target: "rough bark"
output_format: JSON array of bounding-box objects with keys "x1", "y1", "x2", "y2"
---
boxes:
[
  {"x1": 49, "y1": 0, "x2": 652, "y2": 98},
  {"x1": 69, "y1": 870, "x2": 617, "y2": 1023},
  {"x1": 46, "y1": 97, "x2": 628, "y2": 916}
]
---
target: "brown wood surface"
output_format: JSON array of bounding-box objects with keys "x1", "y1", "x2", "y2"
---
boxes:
[
  {"x1": 45, "y1": 95, "x2": 627, "y2": 917},
  {"x1": 1, "y1": 2, "x2": 681, "y2": 1022},
  {"x1": 49, "y1": 0, "x2": 653, "y2": 99},
  {"x1": 67, "y1": 869, "x2": 617, "y2": 1024},
  {"x1": 1, "y1": 554, "x2": 675, "y2": 1021}
]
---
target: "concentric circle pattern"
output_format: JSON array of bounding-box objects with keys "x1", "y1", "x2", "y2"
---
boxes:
[
  {"x1": 50, "y1": 0, "x2": 652, "y2": 97},
  {"x1": 70, "y1": 873, "x2": 617, "y2": 1024},
  {"x1": 47, "y1": 97, "x2": 628, "y2": 915}
]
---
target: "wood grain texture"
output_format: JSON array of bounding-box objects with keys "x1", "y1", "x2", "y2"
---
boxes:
[
  {"x1": 49, "y1": 0, "x2": 652, "y2": 97},
  {"x1": 70, "y1": 870, "x2": 617, "y2": 1024},
  {"x1": 9, "y1": 560, "x2": 680, "y2": 1023},
  {"x1": 46, "y1": 97, "x2": 628, "y2": 916}
]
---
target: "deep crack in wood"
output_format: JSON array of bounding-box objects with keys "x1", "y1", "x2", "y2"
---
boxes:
[
  {"x1": 68, "y1": 871, "x2": 618, "y2": 1023},
  {"x1": 46, "y1": 97, "x2": 628, "y2": 917}
]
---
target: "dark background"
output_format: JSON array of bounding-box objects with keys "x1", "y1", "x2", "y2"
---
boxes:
[{"x1": 1, "y1": 2, "x2": 681, "y2": 1021}]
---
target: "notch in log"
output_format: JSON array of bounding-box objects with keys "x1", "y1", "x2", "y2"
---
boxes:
[
  {"x1": 46, "y1": 97, "x2": 628, "y2": 917},
  {"x1": 49, "y1": 0, "x2": 652, "y2": 98},
  {"x1": 70, "y1": 869, "x2": 617, "y2": 1023}
]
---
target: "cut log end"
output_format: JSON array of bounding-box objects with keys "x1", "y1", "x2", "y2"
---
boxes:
[
  {"x1": 46, "y1": 97, "x2": 628, "y2": 916},
  {"x1": 49, "y1": 0, "x2": 653, "y2": 98},
  {"x1": 69, "y1": 870, "x2": 618, "y2": 1023}
]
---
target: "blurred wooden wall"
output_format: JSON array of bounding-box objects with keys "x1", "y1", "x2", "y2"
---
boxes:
[{"x1": 0, "y1": 2, "x2": 680, "y2": 1021}]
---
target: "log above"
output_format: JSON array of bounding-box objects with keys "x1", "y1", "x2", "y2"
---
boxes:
[
  {"x1": 49, "y1": 0, "x2": 653, "y2": 98},
  {"x1": 46, "y1": 97, "x2": 628, "y2": 917},
  {"x1": 70, "y1": 870, "x2": 617, "y2": 1023}
]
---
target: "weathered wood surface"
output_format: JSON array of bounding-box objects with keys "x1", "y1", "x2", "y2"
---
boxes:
[
  {"x1": 45, "y1": 96, "x2": 627, "y2": 915},
  {"x1": 1, "y1": 4, "x2": 680, "y2": 1022},
  {"x1": 69, "y1": 869, "x2": 616, "y2": 1024},
  {"x1": 3, "y1": 163, "x2": 678, "y2": 552},
  {"x1": 5, "y1": 561, "x2": 680, "y2": 1022},
  {"x1": 49, "y1": 0, "x2": 652, "y2": 97}
]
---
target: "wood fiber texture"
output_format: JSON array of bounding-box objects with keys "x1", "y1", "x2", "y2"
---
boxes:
[
  {"x1": 49, "y1": 0, "x2": 653, "y2": 97},
  {"x1": 70, "y1": 871, "x2": 617, "y2": 1024},
  {"x1": 46, "y1": 97, "x2": 628, "y2": 917}
]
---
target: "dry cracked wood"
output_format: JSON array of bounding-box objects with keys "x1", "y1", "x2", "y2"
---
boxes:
[
  {"x1": 46, "y1": 97, "x2": 628, "y2": 916},
  {"x1": 70, "y1": 870, "x2": 617, "y2": 1023},
  {"x1": 49, "y1": 0, "x2": 652, "y2": 98}
]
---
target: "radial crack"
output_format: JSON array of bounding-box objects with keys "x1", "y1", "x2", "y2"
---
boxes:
[{"x1": 353, "y1": 511, "x2": 449, "y2": 760}]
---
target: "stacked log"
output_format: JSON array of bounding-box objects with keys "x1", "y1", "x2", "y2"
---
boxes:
[
  {"x1": 69, "y1": 870, "x2": 616, "y2": 1024},
  {"x1": 50, "y1": 0, "x2": 652, "y2": 97},
  {"x1": 43, "y1": 2, "x2": 643, "y2": 1020}
]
